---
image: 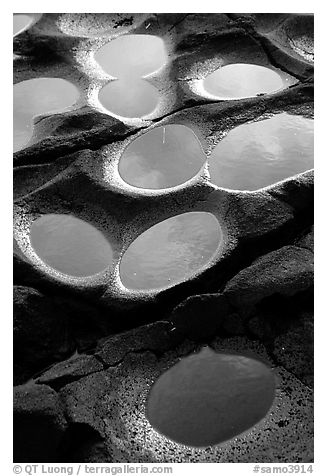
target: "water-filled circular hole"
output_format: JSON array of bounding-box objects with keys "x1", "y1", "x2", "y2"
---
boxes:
[
  {"x1": 119, "y1": 124, "x2": 207, "y2": 189},
  {"x1": 119, "y1": 212, "x2": 222, "y2": 291},
  {"x1": 14, "y1": 78, "x2": 80, "y2": 152},
  {"x1": 94, "y1": 34, "x2": 167, "y2": 78},
  {"x1": 98, "y1": 78, "x2": 160, "y2": 119},
  {"x1": 13, "y1": 14, "x2": 33, "y2": 36},
  {"x1": 30, "y1": 214, "x2": 114, "y2": 277},
  {"x1": 203, "y1": 63, "x2": 285, "y2": 99},
  {"x1": 209, "y1": 113, "x2": 313, "y2": 191},
  {"x1": 146, "y1": 347, "x2": 276, "y2": 447}
]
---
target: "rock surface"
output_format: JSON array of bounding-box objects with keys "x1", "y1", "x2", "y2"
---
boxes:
[
  {"x1": 223, "y1": 245, "x2": 313, "y2": 315},
  {"x1": 13, "y1": 384, "x2": 67, "y2": 462},
  {"x1": 296, "y1": 226, "x2": 314, "y2": 252},
  {"x1": 13, "y1": 286, "x2": 75, "y2": 385}
]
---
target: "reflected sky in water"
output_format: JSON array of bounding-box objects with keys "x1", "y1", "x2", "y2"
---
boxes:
[
  {"x1": 30, "y1": 214, "x2": 114, "y2": 277},
  {"x1": 203, "y1": 63, "x2": 286, "y2": 99},
  {"x1": 209, "y1": 113, "x2": 313, "y2": 190},
  {"x1": 120, "y1": 212, "x2": 222, "y2": 291},
  {"x1": 13, "y1": 14, "x2": 33, "y2": 36},
  {"x1": 98, "y1": 78, "x2": 160, "y2": 118},
  {"x1": 94, "y1": 34, "x2": 167, "y2": 78},
  {"x1": 147, "y1": 347, "x2": 275, "y2": 447},
  {"x1": 14, "y1": 78, "x2": 79, "y2": 152},
  {"x1": 96, "y1": 34, "x2": 167, "y2": 118},
  {"x1": 119, "y1": 125, "x2": 206, "y2": 189}
]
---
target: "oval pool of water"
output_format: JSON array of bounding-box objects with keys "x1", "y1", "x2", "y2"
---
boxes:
[
  {"x1": 209, "y1": 113, "x2": 314, "y2": 191},
  {"x1": 13, "y1": 14, "x2": 33, "y2": 36},
  {"x1": 119, "y1": 212, "x2": 222, "y2": 291},
  {"x1": 94, "y1": 34, "x2": 167, "y2": 78},
  {"x1": 98, "y1": 78, "x2": 160, "y2": 119},
  {"x1": 146, "y1": 347, "x2": 276, "y2": 447},
  {"x1": 119, "y1": 125, "x2": 206, "y2": 189},
  {"x1": 14, "y1": 78, "x2": 80, "y2": 152},
  {"x1": 30, "y1": 214, "x2": 114, "y2": 277},
  {"x1": 203, "y1": 63, "x2": 286, "y2": 99}
]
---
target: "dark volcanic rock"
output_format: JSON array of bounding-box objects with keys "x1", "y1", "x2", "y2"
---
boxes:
[
  {"x1": 36, "y1": 354, "x2": 103, "y2": 390},
  {"x1": 268, "y1": 170, "x2": 313, "y2": 224},
  {"x1": 224, "y1": 191, "x2": 295, "y2": 244},
  {"x1": 224, "y1": 245, "x2": 313, "y2": 315},
  {"x1": 14, "y1": 286, "x2": 75, "y2": 385},
  {"x1": 13, "y1": 384, "x2": 67, "y2": 462},
  {"x1": 95, "y1": 321, "x2": 182, "y2": 366},
  {"x1": 59, "y1": 423, "x2": 112, "y2": 463},
  {"x1": 13, "y1": 153, "x2": 76, "y2": 200},
  {"x1": 59, "y1": 372, "x2": 112, "y2": 437},
  {"x1": 295, "y1": 226, "x2": 314, "y2": 253},
  {"x1": 13, "y1": 284, "x2": 116, "y2": 385},
  {"x1": 246, "y1": 287, "x2": 313, "y2": 342},
  {"x1": 273, "y1": 311, "x2": 314, "y2": 388},
  {"x1": 170, "y1": 293, "x2": 230, "y2": 341},
  {"x1": 13, "y1": 250, "x2": 45, "y2": 286},
  {"x1": 221, "y1": 312, "x2": 246, "y2": 335}
]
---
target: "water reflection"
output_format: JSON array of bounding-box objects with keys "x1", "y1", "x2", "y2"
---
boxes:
[
  {"x1": 98, "y1": 78, "x2": 160, "y2": 119},
  {"x1": 13, "y1": 78, "x2": 79, "y2": 152},
  {"x1": 146, "y1": 347, "x2": 275, "y2": 447},
  {"x1": 30, "y1": 214, "x2": 114, "y2": 277},
  {"x1": 94, "y1": 34, "x2": 167, "y2": 78},
  {"x1": 209, "y1": 113, "x2": 314, "y2": 190},
  {"x1": 119, "y1": 125, "x2": 206, "y2": 189},
  {"x1": 203, "y1": 63, "x2": 287, "y2": 99},
  {"x1": 96, "y1": 34, "x2": 167, "y2": 118},
  {"x1": 13, "y1": 14, "x2": 33, "y2": 36},
  {"x1": 120, "y1": 212, "x2": 222, "y2": 291}
]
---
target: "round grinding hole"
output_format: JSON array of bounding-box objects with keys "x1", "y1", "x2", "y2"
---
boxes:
[
  {"x1": 203, "y1": 63, "x2": 285, "y2": 99},
  {"x1": 209, "y1": 113, "x2": 313, "y2": 191},
  {"x1": 94, "y1": 34, "x2": 167, "y2": 78},
  {"x1": 14, "y1": 78, "x2": 80, "y2": 153},
  {"x1": 30, "y1": 214, "x2": 114, "y2": 277},
  {"x1": 120, "y1": 212, "x2": 222, "y2": 291},
  {"x1": 146, "y1": 347, "x2": 276, "y2": 447},
  {"x1": 13, "y1": 14, "x2": 33, "y2": 36},
  {"x1": 98, "y1": 78, "x2": 160, "y2": 119},
  {"x1": 119, "y1": 125, "x2": 207, "y2": 189}
]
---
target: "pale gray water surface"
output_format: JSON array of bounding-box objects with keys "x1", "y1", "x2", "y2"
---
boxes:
[
  {"x1": 98, "y1": 78, "x2": 160, "y2": 118},
  {"x1": 14, "y1": 78, "x2": 79, "y2": 152},
  {"x1": 95, "y1": 34, "x2": 167, "y2": 118},
  {"x1": 30, "y1": 214, "x2": 114, "y2": 277},
  {"x1": 119, "y1": 125, "x2": 207, "y2": 189},
  {"x1": 13, "y1": 14, "x2": 33, "y2": 36},
  {"x1": 146, "y1": 347, "x2": 276, "y2": 447},
  {"x1": 203, "y1": 63, "x2": 287, "y2": 99},
  {"x1": 120, "y1": 212, "x2": 222, "y2": 291},
  {"x1": 209, "y1": 113, "x2": 313, "y2": 190},
  {"x1": 94, "y1": 34, "x2": 167, "y2": 78}
]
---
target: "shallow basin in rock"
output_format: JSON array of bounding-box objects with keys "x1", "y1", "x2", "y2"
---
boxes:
[
  {"x1": 202, "y1": 63, "x2": 291, "y2": 99},
  {"x1": 146, "y1": 347, "x2": 276, "y2": 447},
  {"x1": 98, "y1": 78, "x2": 160, "y2": 118},
  {"x1": 209, "y1": 112, "x2": 314, "y2": 191},
  {"x1": 119, "y1": 124, "x2": 206, "y2": 189},
  {"x1": 14, "y1": 78, "x2": 79, "y2": 152},
  {"x1": 120, "y1": 212, "x2": 222, "y2": 291},
  {"x1": 94, "y1": 34, "x2": 167, "y2": 78},
  {"x1": 30, "y1": 214, "x2": 114, "y2": 277}
]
